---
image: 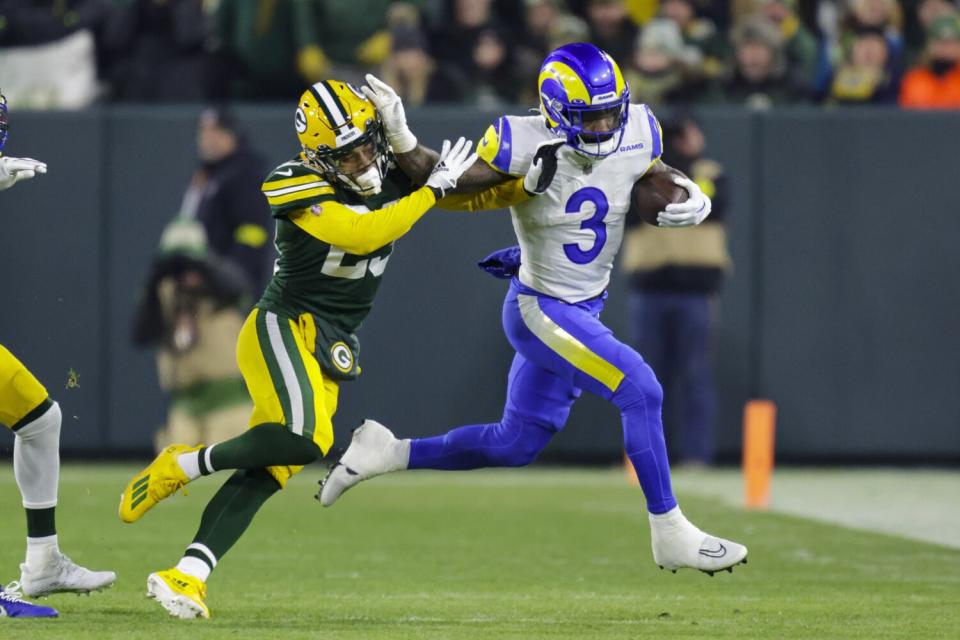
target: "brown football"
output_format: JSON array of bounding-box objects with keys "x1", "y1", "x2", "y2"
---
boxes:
[{"x1": 631, "y1": 172, "x2": 689, "y2": 226}]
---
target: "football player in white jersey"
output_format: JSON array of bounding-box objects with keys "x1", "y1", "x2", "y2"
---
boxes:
[{"x1": 320, "y1": 44, "x2": 747, "y2": 575}]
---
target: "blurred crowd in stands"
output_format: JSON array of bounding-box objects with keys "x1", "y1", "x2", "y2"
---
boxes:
[{"x1": 1, "y1": 0, "x2": 959, "y2": 110}]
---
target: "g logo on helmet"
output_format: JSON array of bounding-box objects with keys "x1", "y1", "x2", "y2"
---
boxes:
[
  {"x1": 330, "y1": 341, "x2": 354, "y2": 373},
  {"x1": 295, "y1": 108, "x2": 307, "y2": 134}
]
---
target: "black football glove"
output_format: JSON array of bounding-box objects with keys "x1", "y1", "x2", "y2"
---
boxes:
[{"x1": 523, "y1": 140, "x2": 565, "y2": 195}]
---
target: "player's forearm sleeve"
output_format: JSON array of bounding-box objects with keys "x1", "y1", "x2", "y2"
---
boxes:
[
  {"x1": 290, "y1": 186, "x2": 437, "y2": 254},
  {"x1": 438, "y1": 177, "x2": 530, "y2": 212}
]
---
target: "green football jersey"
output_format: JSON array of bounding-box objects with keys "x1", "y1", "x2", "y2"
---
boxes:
[{"x1": 258, "y1": 157, "x2": 417, "y2": 333}]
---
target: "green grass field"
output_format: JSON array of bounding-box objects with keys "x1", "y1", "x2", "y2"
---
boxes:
[{"x1": 1, "y1": 465, "x2": 958, "y2": 639}]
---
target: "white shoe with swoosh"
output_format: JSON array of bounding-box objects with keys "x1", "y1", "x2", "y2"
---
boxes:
[
  {"x1": 649, "y1": 507, "x2": 748, "y2": 575},
  {"x1": 317, "y1": 419, "x2": 410, "y2": 507}
]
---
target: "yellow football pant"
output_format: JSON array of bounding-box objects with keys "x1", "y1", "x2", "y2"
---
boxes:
[
  {"x1": 0, "y1": 344, "x2": 50, "y2": 430},
  {"x1": 236, "y1": 308, "x2": 338, "y2": 488}
]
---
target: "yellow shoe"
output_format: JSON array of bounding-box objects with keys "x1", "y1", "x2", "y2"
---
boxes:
[
  {"x1": 119, "y1": 444, "x2": 201, "y2": 523},
  {"x1": 146, "y1": 568, "x2": 210, "y2": 619}
]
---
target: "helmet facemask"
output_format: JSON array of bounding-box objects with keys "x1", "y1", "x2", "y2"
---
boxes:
[
  {"x1": 543, "y1": 95, "x2": 629, "y2": 159},
  {"x1": 303, "y1": 115, "x2": 392, "y2": 196}
]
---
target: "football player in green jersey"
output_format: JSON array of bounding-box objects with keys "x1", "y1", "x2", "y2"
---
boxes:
[{"x1": 118, "y1": 79, "x2": 559, "y2": 619}]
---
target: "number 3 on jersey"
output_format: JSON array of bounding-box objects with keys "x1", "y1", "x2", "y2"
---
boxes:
[{"x1": 563, "y1": 187, "x2": 608, "y2": 265}]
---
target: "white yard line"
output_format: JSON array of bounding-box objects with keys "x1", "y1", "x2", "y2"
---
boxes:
[{"x1": 671, "y1": 468, "x2": 960, "y2": 550}]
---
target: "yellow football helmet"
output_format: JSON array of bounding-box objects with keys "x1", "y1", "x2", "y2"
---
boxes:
[{"x1": 295, "y1": 80, "x2": 390, "y2": 195}]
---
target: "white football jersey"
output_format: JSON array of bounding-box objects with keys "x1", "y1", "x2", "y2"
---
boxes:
[{"x1": 477, "y1": 104, "x2": 663, "y2": 302}]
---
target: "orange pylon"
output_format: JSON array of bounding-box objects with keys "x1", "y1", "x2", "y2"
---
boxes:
[{"x1": 742, "y1": 399, "x2": 777, "y2": 509}]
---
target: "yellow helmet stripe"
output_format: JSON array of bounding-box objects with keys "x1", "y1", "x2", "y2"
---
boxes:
[
  {"x1": 538, "y1": 61, "x2": 591, "y2": 105},
  {"x1": 612, "y1": 59, "x2": 626, "y2": 96}
]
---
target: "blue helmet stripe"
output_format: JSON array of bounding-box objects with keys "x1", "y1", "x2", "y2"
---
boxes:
[{"x1": 492, "y1": 117, "x2": 513, "y2": 173}]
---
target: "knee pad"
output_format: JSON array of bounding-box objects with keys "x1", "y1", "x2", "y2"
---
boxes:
[
  {"x1": 14, "y1": 401, "x2": 61, "y2": 509},
  {"x1": 15, "y1": 400, "x2": 61, "y2": 442}
]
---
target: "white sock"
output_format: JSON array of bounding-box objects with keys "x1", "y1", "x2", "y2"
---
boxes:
[
  {"x1": 175, "y1": 556, "x2": 211, "y2": 582},
  {"x1": 25, "y1": 534, "x2": 59, "y2": 571},
  {"x1": 14, "y1": 402, "x2": 61, "y2": 510},
  {"x1": 177, "y1": 451, "x2": 201, "y2": 481},
  {"x1": 397, "y1": 439, "x2": 412, "y2": 470},
  {"x1": 649, "y1": 506, "x2": 705, "y2": 541},
  {"x1": 649, "y1": 506, "x2": 688, "y2": 530}
]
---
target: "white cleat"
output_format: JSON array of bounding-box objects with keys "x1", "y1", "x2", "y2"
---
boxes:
[
  {"x1": 19, "y1": 552, "x2": 117, "y2": 597},
  {"x1": 650, "y1": 507, "x2": 748, "y2": 576},
  {"x1": 318, "y1": 419, "x2": 409, "y2": 507}
]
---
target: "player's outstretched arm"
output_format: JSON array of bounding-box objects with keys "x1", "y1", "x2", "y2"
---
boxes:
[
  {"x1": 646, "y1": 159, "x2": 712, "y2": 227},
  {"x1": 435, "y1": 139, "x2": 563, "y2": 212},
  {"x1": 412, "y1": 149, "x2": 514, "y2": 194},
  {"x1": 392, "y1": 138, "x2": 510, "y2": 194},
  {"x1": 290, "y1": 138, "x2": 476, "y2": 254},
  {"x1": 362, "y1": 73, "x2": 511, "y2": 194},
  {"x1": 0, "y1": 156, "x2": 47, "y2": 191}
]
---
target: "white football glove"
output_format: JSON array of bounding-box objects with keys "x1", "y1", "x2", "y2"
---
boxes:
[
  {"x1": 425, "y1": 137, "x2": 477, "y2": 198},
  {"x1": 657, "y1": 175, "x2": 712, "y2": 227},
  {"x1": 362, "y1": 74, "x2": 418, "y2": 154},
  {"x1": 523, "y1": 140, "x2": 565, "y2": 195},
  {"x1": 0, "y1": 156, "x2": 47, "y2": 191}
]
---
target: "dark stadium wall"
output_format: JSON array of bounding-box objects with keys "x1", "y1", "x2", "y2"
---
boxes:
[{"x1": 1, "y1": 107, "x2": 958, "y2": 463}]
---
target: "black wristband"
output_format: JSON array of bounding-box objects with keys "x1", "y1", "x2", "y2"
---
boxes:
[{"x1": 428, "y1": 186, "x2": 444, "y2": 200}]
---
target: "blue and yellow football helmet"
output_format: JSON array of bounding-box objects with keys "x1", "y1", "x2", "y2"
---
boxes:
[{"x1": 538, "y1": 43, "x2": 630, "y2": 157}]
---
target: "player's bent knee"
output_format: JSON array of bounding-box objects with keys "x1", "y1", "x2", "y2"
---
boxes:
[
  {"x1": 237, "y1": 467, "x2": 284, "y2": 492},
  {"x1": 14, "y1": 400, "x2": 61, "y2": 441},
  {"x1": 487, "y1": 414, "x2": 554, "y2": 467},
  {"x1": 265, "y1": 422, "x2": 323, "y2": 464},
  {"x1": 505, "y1": 444, "x2": 542, "y2": 467},
  {"x1": 288, "y1": 432, "x2": 323, "y2": 465},
  {"x1": 265, "y1": 463, "x2": 301, "y2": 489},
  {"x1": 611, "y1": 364, "x2": 663, "y2": 411},
  {"x1": 260, "y1": 425, "x2": 323, "y2": 489}
]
